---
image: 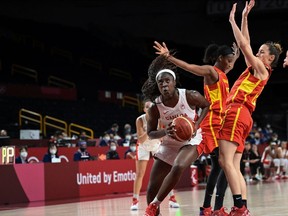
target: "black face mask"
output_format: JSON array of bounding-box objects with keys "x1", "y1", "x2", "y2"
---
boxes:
[{"x1": 80, "y1": 147, "x2": 86, "y2": 152}]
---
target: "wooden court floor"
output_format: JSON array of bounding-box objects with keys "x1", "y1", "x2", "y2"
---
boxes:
[{"x1": 0, "y1": 180, "x2": 287, "y2": 216}]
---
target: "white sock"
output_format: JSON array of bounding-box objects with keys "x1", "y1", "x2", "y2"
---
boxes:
[
  {"x1": 151, "y1": 197, "x2": 161, "y2": 206},
  {"x1": 168, "y1": 190, "x2": 174, "y2": 197},
  {"x1": 133, "y1": 194, "x2": 139, "y2": 199}
]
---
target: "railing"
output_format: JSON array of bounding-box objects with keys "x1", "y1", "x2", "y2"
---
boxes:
[
  {"x1": 11, "y1": 64, "x2": 38, "y2": 83},
  {"x1": 19, "y1": 109, "x2": 43, "y2": 133},
  {"x1": 122, "y1": 95, "x2": 142, "y2": 112},
  {"x1": 69, "y1": 123, "x2": 94, "y2": 139},
  {"x1": 19, "y1": 109, "x2": 94, "y2": 138},
  {"x1": 48, "y1": 75, "x2": 76, "y2": 88}
]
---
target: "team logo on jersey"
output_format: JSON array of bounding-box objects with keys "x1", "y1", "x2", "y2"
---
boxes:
[{"x1": 181, "y1": 104, "x2": 185, "y2": 109}]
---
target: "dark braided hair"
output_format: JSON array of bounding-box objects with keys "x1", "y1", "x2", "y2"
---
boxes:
[{"x1": 141, "y1": 54, "x2": 178, "y2": 102}]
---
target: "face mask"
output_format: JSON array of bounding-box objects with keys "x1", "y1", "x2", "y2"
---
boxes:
[
  {"x1": 111, "y1": 146, "x2": 116, "y2": 151},
  {"x1": 130, "y1": 146, "x2": 136, "y2": 152},
  {"x1": 80, "y1": 147, "x2": 86, "y2": 152},
  {"x1": 50, "y1": 149, "x2": 56, "y2": 155},
  {"x1": 20, "y1": 152, "x2": 28, "y2": 158},
  {"x1": 125, "y1": 135, "x2": 132, "y2": 140}
]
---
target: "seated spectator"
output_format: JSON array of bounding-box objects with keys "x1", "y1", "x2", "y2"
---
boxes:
[
  {"x1": 274, "y1": 140, "x2": 288, "y2": 179},
  {"x1": 99, "y1": 133, "x2": 112, "y2": 147},
  {"x1": 74, "y1": 140, "x2": 91, "y2": 161},
  {"x1": 106, "y1": 140, "x2": 120, "y2": 160},
  {"x1": 79, "y1": 131, "x2": 89, "y2": 141},
  {"x1": 124, "y1": 141, "x2": 137, "y2": 159},
  {"x1": 249, "y1": 144, "x2": 265, "y2": 181},
  {"x1": 15, "y1": 146, "x2": 29, "y2": 164},
  {"x1": 105, "y1": 123, "x2": 120, "y2": 137},
  {"x1": 261, "y1": 141, "x2": 277, "y2": 180},
  {"x1": 43, "y1": 143, "x2": 60, "y2": 163}
]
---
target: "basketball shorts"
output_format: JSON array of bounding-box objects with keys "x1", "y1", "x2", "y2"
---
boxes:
[
  {"x1": 155, "y1": 128, "x2": 202, "y2": 166},
  {"x1": 218, "y1": 104, "x2": 252, "y2": 153}
]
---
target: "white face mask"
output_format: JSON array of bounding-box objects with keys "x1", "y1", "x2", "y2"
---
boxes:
[
  {"x1": 50, "y1": 149, "x2": 57, "y2": 155},
  {"x1": 125, "y1": 135, "x2": 132, "y2": 140},
  {"x1": 20, "y1": 152, "x2": 28, "y2": 158},
  {"x1": 110, "y1": 146, "x2": 116, "y2": 151},
  {"x1": 130, "y1": 146, "x2": 136, "y2": 152}
]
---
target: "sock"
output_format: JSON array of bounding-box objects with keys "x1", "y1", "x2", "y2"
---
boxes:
[
  {"x1": 151, "y1": 197, "x2": 161, "y2": 206},
  {"x1": 203, "y1": 193, "x2": 213, "y2": 208},
  {"x1": 133, "y1": 194, "x2": 139, "y2": 200},
  {"x1": 242, "y1": 199, "x2": 247, "y2": 208},
  {"x1": 214, "y1": 194, "x2": 224, "y2": 210},
  {"x1": 233, "y1": 194, "x2": 243, "y2": 208},
  {"x1": 168, "y1": 191, "x2": 174, "y2": 197}
]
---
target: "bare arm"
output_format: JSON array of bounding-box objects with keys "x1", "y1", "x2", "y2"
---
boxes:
[
  {"x1": 146, "y1": 104, "x2": 166, "y2": 139},
  {"x1": 229, "y1": 2, "x2": 268, "y2": 80},
  {"x1": 186, "y1": 90, "x2": 210, "y2": 130},
  {"x1": 153, "y1": 41, "x2": 218, "y2": 83},
  {"x1": 135, "y1": 116, "x2": 148, "y2": 144}
]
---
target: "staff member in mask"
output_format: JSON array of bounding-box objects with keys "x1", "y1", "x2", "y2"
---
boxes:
[
  {"x1": 15, "y1": 146, "x2": 29, "y2": 164},
  {"x1": 43, "y1": 143, "x2": 59, "y2": 163},
  {"x1": 74, "y1": 140, "x2": 91, "y2": 161}
]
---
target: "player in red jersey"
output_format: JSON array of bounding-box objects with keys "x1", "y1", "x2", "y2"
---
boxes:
[
  {"x1": 153, "y1": 41, "x2": 240, "y2": 215},
  {"x1": 218, "y1": 1, "x2": 283, "y2": 215}
]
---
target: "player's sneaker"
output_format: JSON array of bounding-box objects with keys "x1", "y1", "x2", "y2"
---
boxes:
[
  {"x1": 130, "y1": 198, "x2": 139, "y2": 211},
  {"x1": 169, "y1": 195, "x2": 180, "y2": 208},
  {"x1": 199, "y1": 206, "x2": 213, "y2": 215},
  {"x1": 144, "y1": 203, "x2": 158, "y2": 216},
  {"x1": 229, "y1": 205, "x2": 251, "y2": 216},
  {"x1": 275, "y1": 174, "x2": 281, "y2": 180},
  {"x1": 211, "y1": 207, "x2": 229, "y2": 216}
]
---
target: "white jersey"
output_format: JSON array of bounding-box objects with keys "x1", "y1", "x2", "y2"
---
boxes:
[{"x1": 154, "y1": 88, "x2": 203, "y2": 165}]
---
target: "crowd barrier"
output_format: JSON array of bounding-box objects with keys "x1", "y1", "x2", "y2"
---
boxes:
[{"x1": 0, "y1": 146, "x2": 192, "y2": 205}]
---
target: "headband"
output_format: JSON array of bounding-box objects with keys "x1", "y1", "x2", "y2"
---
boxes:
[{"x1": 155, "y1": 69, "x2": 176, "y2": 81}]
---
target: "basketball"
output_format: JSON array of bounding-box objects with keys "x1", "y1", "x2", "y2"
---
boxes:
[{"x1": 172, "y1": 116, "x2": 196, "y2": 142}]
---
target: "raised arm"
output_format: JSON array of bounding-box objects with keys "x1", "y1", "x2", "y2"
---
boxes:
[
  {"x1": 153, "y1": 41, "x2": 218, "y2": 82},
  {"x1": 229, "y1": 1, "x2": 268, "y2": 79}
]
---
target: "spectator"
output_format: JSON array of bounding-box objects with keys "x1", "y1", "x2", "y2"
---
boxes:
[
  {"x1": 249, "y1": 144, "x2": 265, "y2": 181},
  {"x1": 73, "y1": 140, "x2": 91, "y2": 161},
  {"x1": 0, "y1": 129, "x2": 8, "y2": 137},
  {"x1": 43, "y1": 143, "x2": 60, "y2": 163},
  {"x1": 274, "y1": 140, "x2": 288, "y2": 179},
  {"x1": 124, "y1": 141, "x2": 137, "y2": 159},
  {"x1": 15, "y1": 146, "x2": 29, "y2": 164},
  {"x1": 99, "y1": 133, "x2": 111, "y2": 147},
  {"x1": 106, "y1": 140, "x2": 120, "y2": 160},
  {"x1": 261, "y1": 141, "x2": 278, "y2": 180},
  {"x1": 105, "y1": 123, "x2": 120, "y2": 138}
]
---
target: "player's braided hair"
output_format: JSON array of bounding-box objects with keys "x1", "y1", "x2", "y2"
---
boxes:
[{"x1": 141, "y1": 53, "x2": 178, "y2": 102}]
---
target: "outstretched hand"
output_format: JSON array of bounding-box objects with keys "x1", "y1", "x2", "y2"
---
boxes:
[
  {"x1": 242, "y1": 0, "x2": 255, "y2": 18},
  {"x1": 232, "y1": 42, "x2": 240, "y2": 58},
  {"x1": 153, "y1": 41, "x2": 170, "y2": 57},
  {"x1": 229, "y1": 3, "x2": 237, "y2": 24}
]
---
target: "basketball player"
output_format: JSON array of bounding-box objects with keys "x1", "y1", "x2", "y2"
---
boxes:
[
  {"x1": 130, "y1": 100, "x2": 179, "y2": 211},
  {"x1": 218, "y1": 0, "x2": 283, "y2": 215},
  {"x1": 153, "y1": 40, "x2": 240, "y2": 215},
  {"x1": 142, "y1": 55, "x2": 210, "y2": 216}
]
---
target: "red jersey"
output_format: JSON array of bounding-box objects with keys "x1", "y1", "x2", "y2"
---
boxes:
[
  {"x1": 199, "y1": 66, "x2": 229, "y2": 153},
  {"x1": 227, "y1": 65, "x2": 271, "y2": 113}
]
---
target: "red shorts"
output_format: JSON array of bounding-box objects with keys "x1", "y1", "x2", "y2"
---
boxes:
[
  {"x1": 217, "y1": 104, "x2": 252, "y2": 153},
  {"x1": 197, "y1": 115, "x2": 222, "y2": 155}
]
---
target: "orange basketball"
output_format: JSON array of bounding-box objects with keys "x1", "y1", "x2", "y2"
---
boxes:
[{"x1": 172, "y1": 116, "x2": 196, "y2": 142}]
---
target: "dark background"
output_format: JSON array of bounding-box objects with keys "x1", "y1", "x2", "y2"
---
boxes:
[{"x1": 0, "y1": 0, "x2": 287, "y2": 138}]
